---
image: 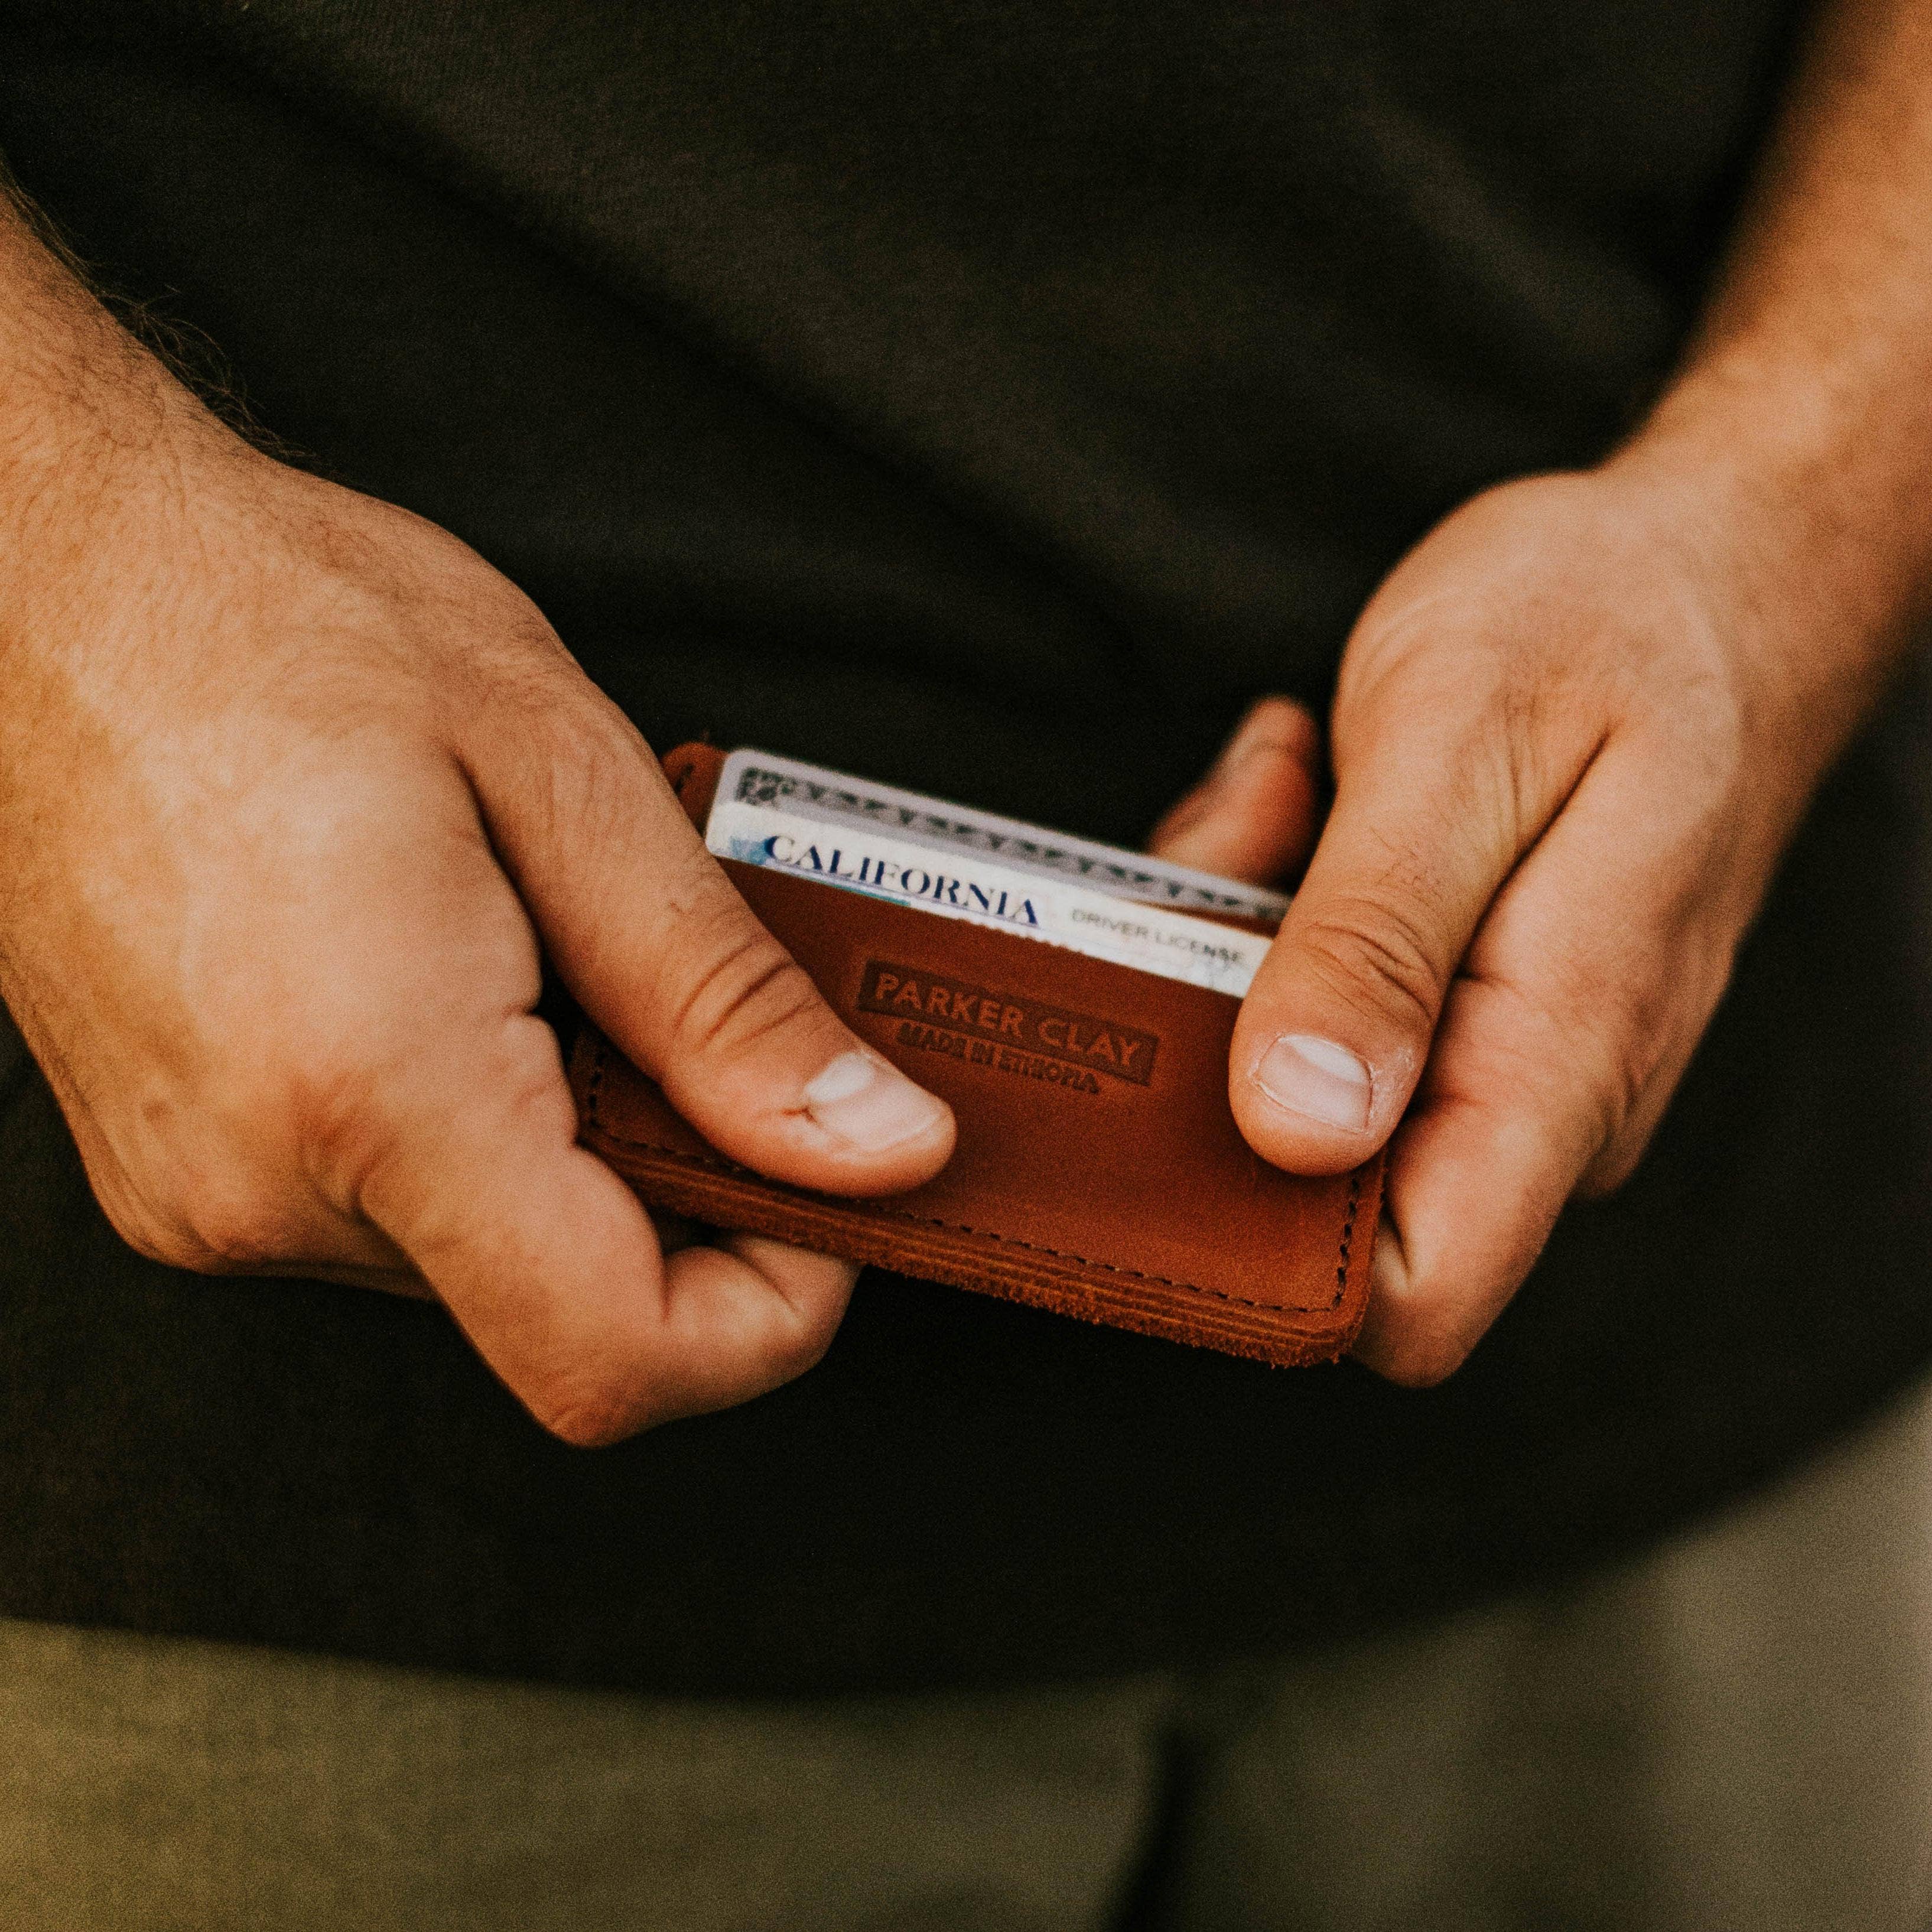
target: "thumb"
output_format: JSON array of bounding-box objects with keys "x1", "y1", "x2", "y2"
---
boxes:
[
  {"x1": 463, "y1": 672, "x2": 955, "y2": 1196},
  {"x1": 1227, "y1": 694, "x2": 1521, "y2": 1176},
  {"x1": 1147, "y1": 697, "x2": 1324, "y2": 885}
]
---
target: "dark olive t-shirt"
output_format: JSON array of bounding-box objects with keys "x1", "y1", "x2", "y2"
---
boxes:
[{"x1": 3, "y1": 0, "x2": 1929, "y2": 1695}]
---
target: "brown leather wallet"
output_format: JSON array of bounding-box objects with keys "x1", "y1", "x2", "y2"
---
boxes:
[{"x1": 571, "y1": 744, "x2": 1380, "y2": 1367}]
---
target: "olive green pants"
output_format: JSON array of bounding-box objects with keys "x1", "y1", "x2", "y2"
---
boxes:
[{"x1": 4, "y1": 1380, "x2": 1930, "y2": 1932}]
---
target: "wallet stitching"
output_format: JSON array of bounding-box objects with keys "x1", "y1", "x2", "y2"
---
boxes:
[
  {"x1": 586, "y1": 1046, "x2": 1358, "y2": 1315},
  {"x1": 1335, "y1": 1167, "x2": 1362, "y2": 1303}
]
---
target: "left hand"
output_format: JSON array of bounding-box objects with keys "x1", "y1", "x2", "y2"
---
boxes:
[{"x1": 1151, "y1": 462, "x2": 1871, "y2": 1384}]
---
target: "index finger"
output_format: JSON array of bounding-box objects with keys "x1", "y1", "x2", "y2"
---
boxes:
[{"x1": 356, "y1": 1006, "x2": 857, "y2": 1445}]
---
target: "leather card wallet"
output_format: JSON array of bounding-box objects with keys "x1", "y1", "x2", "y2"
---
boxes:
[{"x1": 570, "y1": 743, "x2": 1381, "y2": 1367}]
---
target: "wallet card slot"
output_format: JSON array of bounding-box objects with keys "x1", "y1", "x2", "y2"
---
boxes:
[{"x1": 722, "y1": 862, "x2": 1367, "y2": 1306}]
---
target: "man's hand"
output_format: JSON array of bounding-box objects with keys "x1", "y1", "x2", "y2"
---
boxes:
[
  {"x1": 1158, "y1": 0, "x2": 1932, "y2": 1384},
  {"x1": 0, "y1": 209, "x2": 953, "y2": 1446},
  {"x1": 1156, "y1": 469, "x2": 1853, "y2": 1383}
]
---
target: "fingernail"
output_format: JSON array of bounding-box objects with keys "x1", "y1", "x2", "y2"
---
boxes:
[
  {"x1": 1208, "y1": 723, "x2": 1270, "y2": 788},
  {"x1": 1215, "y1": 701, "x2": 1310, "y2": 779},
  {"x1": 1255, "y1": 1033, "x2": 1372, "y2": 1133},
  {"x1": 803, "y1": 1052, "x2": 948, "y2": 1153}
]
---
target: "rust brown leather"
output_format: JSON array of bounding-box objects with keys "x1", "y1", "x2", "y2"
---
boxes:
[{"x1": 570, "y1": 744, "x2": 1380, "y2": 1367}]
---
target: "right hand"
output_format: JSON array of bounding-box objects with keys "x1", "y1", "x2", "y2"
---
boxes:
[{"x1": 0, "y1": 357, "x2": 954, "y2": 1446}]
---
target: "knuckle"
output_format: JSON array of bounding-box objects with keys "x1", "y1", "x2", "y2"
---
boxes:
[
  {"x1": 1531, "y1": 958, "x2": 1678, "y2": 1170},
  {"x1": 525, "y1": 1373, "x2": 650, "y2": 1449},
  {"x1": 661, "y1": 918, "x2": 825, "y2": 1068},
  {"x1": 178, "y1": 1189, "x2": 295, "y2": 1273},
  {"x1": 288, "y1": 1016, "x2": 571, "y2": 1221},
  {"x1": 1372, "y1": 1320, "x2": 1474, "y2": 1389},
  {"x1": 768, "y1": 1301, "x2": 844, "y2": 1383},
  {"x1": 516, "y1": 697, "x2": 649, "y2": 862},
  {"x1": 1519, "y1": 986, "x2": 1642, "y2": 1167},
  {"x1": 96, "y1": 1191, "x2": 204, "y2": 1272},
  {"x1": 78, "y1": 1157, "x2": 182, "y2": 1269},
  {"x1": 1297, "y1": 894, "x2": 1447, "y2": 1036},
  {"x1": 467, "y1": 614, "x2": 597, "y2": 721},
  {"x1": 1577, "y1": 1138, "x2": 1643, "y2": 1199},
  {"x1": 1585, "y1": 1035, "x2": 1648, "y2": 1159},
  {"x1": 123, "y1": 1179, "x2": 291, "y2": 1275},
  {"x1": 87, "y1": 1140, "x2": 296, "y2": 1276}
]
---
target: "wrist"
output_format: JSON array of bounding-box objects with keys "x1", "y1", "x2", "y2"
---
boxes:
[
  {"x1": 0, "y1": 207, "x2": 245, "y2": 642},
  {"x1": 1604, "y1": 351, "x2": 1932, "y2": 671},
  {"x1": 1595, "y1": 373, "x2": 1928, "y2": 777}
]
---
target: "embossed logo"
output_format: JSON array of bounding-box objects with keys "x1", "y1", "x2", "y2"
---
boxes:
[{"x1": 856, "y1": 960, "x2": 1159, "y2": 1088}]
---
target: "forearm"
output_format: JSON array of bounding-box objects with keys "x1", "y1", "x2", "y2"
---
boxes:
[{"x1": 1612, "y1": 0, "x2": 1932, "y2": 730}]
